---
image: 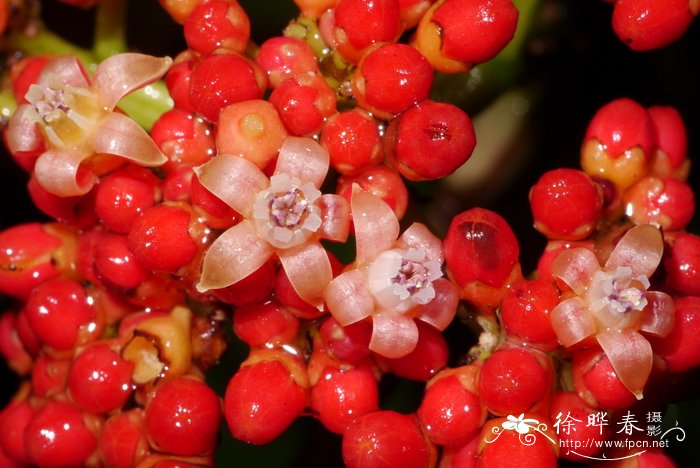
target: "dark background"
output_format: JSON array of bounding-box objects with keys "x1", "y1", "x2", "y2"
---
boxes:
[{"x1": 1, "y1": 0, "x2": 699, "y2": 466}]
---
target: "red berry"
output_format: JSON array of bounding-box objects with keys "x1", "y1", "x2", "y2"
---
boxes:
[
  {"x1": 549, "y1": 391, "x2": 607, "y2": 461},
  {"x1": 310, "y1": 364, "x2": 380, "y2": 434},
  {"x1": 150, "y1": 108, "x2": 216, "y2": 174},
  {"x1": 99, "y1": 409, "x2": 148, "y2": 468},
  {"x1": 319, "y1": 316, "x2": 373, "y2": 363},
  {"x1": 269, "y1": 71, "x2": 337, "y2": 136},
  {"x1": 190, "y1": 172, "x2": 240, "y2": 229},
  {"x1": 444, "y1": 208, "x2": 520, "y2": 288},
  {"x1": 0, "y1": 400, "x2": 34, "y2": 464},
  {"x1": 650, "y1": 296, "x2": 700, "y2": 373},
  {"x1": 24, "y1": 401, "x2": 98, "y2": 468},
  {"x1": 529, "y1": 168, "x2": 603, "y2": 241},
  {"x1": 165, "y1": 54, "x2": 196, "y2": 112},
  {"x1": 623, "y1": 176, "x2": 695, "y2": 231},
  {"x1": 333, "y1": 0, "x2": 402, "y2": 63},
  {"x1": 224, "y1": 351, "x2": 308, "y2": 445},
  {"x1": 213, "y1": 259, "x2": 276, "y2": 305},
  {"x1": 648, "y1": 105, "x2": 689, "y2": 177},
  {"x1": 145, "y1": 377, "x2": 222, "y2": 456},
  {"x1": 478, "y1": 346, "x2": 551, "y2": 415},
  {"x1": 322, "y1": 108, "x2": 384, "y2": 176},
  {"x1": 94, "y1": 233, "x2": 151, "y2": 290},
  {"x1": 255, "y1": 36, "x2": 320, "y2": 88},
  {"x1": 352, "y1": 43, "x2": 433, "y2": 119},
  {"x1": 336, "y1": 165, "x2": 409, "y2": 220},
  {"x1": 664, "y1": 232, "x2": 700, "y2": 296},
  {"x1": 377, "y1": 321, "x2": 449, "y2": 381},
  {"x1": 0, "y1": 311, "x2": 31, "y2": 374},
  {"x1": 127, "y1": 204, "x2": 199, "y2": 273},
  {"x1": 233, "y1": 300, "x2": 299, "y2": 347},
  {"x1": 68, "y1": 341, "x2": 135, "y2": 414},
  {"x1": 612, "y1": 0, "x2": 694, "y2": 51},
  {"x1": 183, "y1": 0, "x2": 250, "y2": 55},
  {"x1": 476, "y1": 415, "x2": 558, "y2": 468},
  {"x1": 188, "y1": 52, "x2": 266, "y2": 123},
  {"x1": 24, "y1": 278, "x2": 96, "y2": 351},
  {"x1": 500, "y1": 278, "x2": 560, "y2": 350},
  {"x1": 572, "y1": 349, "x2": 637, "y2": 410},
  {"x1": 342, "y1": 410, "x2": 435, "y2": 468},
  {"x1": 31, "y1": 354, "x2": 71, "y2": 398},
  {"x1": 27, "y1": 173, "x2": 97, "y2": 228},
  {"x1": 384, "y1": 100, "x2": 476, "y2": 181}
]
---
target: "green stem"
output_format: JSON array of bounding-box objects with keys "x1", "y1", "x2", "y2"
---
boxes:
[
  {"x1": 117, "y1": 80, "x2": 173, "y2": 131},
  {"x1": 93, "y1": 0, "x2": 129, "y2": 61}
]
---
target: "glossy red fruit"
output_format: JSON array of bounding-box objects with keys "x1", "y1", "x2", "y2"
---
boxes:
[
  {"x1": 310, "y1": 365, "x2": 379, "y2": 434},
  {"x1": 529, "y1": 169, "x2": 603, "y2": 240},
  {"x1": 336, "y1": 165, "x2": 409, "y2": 220},
  {"x1": 623, "y1": 176, "x2": 695, "y2": 231},
  {"x1": 342, "y1": 410, "x2": 435, "y2": 468},
  {"x1": 165, "y1": 55, "x2": 196, "y2": 112},
  {"x1": 68, "y1": 342, "x2": 135, "y2": 414},
  {"x1": 648, "y1": 105, "x2": 689, "y2": 178},
  {"x1": 319, "y1": 316, "x2": 373, "y2": 363},
  {"x1": 183, "y1": 0, "x2": 250, "y2": 55},
  {"x1": 224, "y1": 351, "x2": 308, "y2": 445},
  {"x1": 27, "y1": 173, "x2": 98, "y2": 228},
  {"x1": 31, "y1": 354, "x2": 71, "y2": 398},
  {"x1": 500, "y1": 278, "x2": 560, "y2": 350},
  {"x1": 150, "y1": 108, "x2": 216, "y2": 174},
  {"x1": 478, "y1": 346, "x2": 551, "y2": 416},
  {"x1": 377, "y1": 321, "x2": 449, "y2": 381},
  {"x1": 163, "y1": 166, "x2": 194, "y2": 202},
  {"x1": 572, "y1": 349, "x2": 637, "y2": 410},
  {"x1": 269, "y1": 71, "x2": 337, "y2": 136},
  {"x1": 0, "y1": 222, "x2": 64, "y2": 300},
  {"x1": 417, "y1": 369, "x2": 485, "y2": 447},
  {"x1": 94, "y1": 166, "x2": 162, "y2": 234},
  {"x1": 444, "y1": 208, "x2": 520, "y2": 288},
  {"x1": 94, "y1": 234, "x2": 151, "y2": 290},
  {"x1": 145, "y1": 377, "x2": 222, "y2": 456},
  {"x1": 190, "y1": 172, "x2": 240, "y2": 229},
  {"x1": 233, "y1": 300, "x2": 299, "y2": 347},
  {"x1": 0, "y1": 400, "x2": 34, "y2": 464},
  {"x1": 24, "y1": 278, "x2": 95, "y2": 351},
  {"x1": 352, "y1": 43, "x2": 433, "y2": 119},
  {"x1": 384, "y1": 100, "x2": 476, "y2": 181},
  {"x1": 24, "y1": 401, "x2": 98, "y2": 468},
  {"x1": 127, "y1": 204, "x2": 199, "y2": 273},
  {"x1": 650, "y1": 296, "x2": 700, "y2": 373},
  {"x1": 476, "y1": 415, "x2": 558, "y2": 468},
  {"x1": 612, "y1": 0, "x2": 694, "y2": 51},
  {"x1": 213, "y1": 259, "x2": 276, "y2": 305},
  {"x1": 0, "y1": 311, "x2": 32, "y2": 374},
  {"x1": 333, "y1": 0, "x2": 402, "y2": 63},
  {"x1": 99, "y1": 409, "x2": 148, "y2": 468},
  {"x1": 322, "y1": 108, "x2": 383, "y2": 176},
  {"x1": 255, "y1": 36, "x2": 320, "y2": 88},
  {"x1": 549, "y1": 391, "x2": 606, "y2": 461},
  {"x1": 664, "y1": 232, "x2": 700, "y2": 296},
  {"x1": 188, "y1": 53, "x2": 266, "y2": 123}
]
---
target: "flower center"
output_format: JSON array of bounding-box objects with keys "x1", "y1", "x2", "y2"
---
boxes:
[
  {"x1": 253, "y1": 173, "x2": 322, "y2": 249},
  {"x1": 368, "y1": 248, "x2": 443, "y2": 313},
  {"x1": 25, "y1": 74, "x2": 100, "y2": 148},
  {"x1": 587, "y1": 266, "x2": 649, "y2": 330}
]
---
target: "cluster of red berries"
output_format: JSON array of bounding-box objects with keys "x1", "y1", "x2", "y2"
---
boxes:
[{"x1": 0, "y1": 0, "x2": 698, "y2": 467}]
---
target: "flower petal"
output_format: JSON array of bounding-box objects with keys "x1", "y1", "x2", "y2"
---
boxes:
[
  {"x1": 351, "y1": 185, "x2": 400, "y2": 265},
  {"x1": 5, "y1": 105, "x2": 43, "y2": 154},
  {"x1": 605, "y1": 224, "x2": 663, "y2": 278},
  {"x1": 325, "y1": 270, "x2": 374, "y2": 326},
  {"x1": 196, "y1": 220, "x2": 273, "y2": 292},
  {"x1": 274, "y1": 136, "x2": 329, "y2": 188},
  {"x1": 596, "y1": 329, "x2": 653, "y2": 399},
  {"x1": 415, "y1": 278, "x2": 459, "y2": 331},
  {"x1": 318, "y1": 194, "x2": 351, "y2": 242},
  {"x1": 39, "y1": 56, "x2": 90, "y2": 88},
  {"x1": 640, "y1": 291, "x2": 675, "y2": 337},
  {"x1": 397, "y1": 222, "x2": 444, "y2": 263},
  {"x1": 278, "y1": 242, "x2": 333, "y2": 309},
  {"x1": 93, "y1": 53, "x2": 173, "y2": 110},
  {"x1": 550, "y1": 296, "x2": 596, "y2": 347},
  {"x1": 194, "y1": 154, "x2": 269, "y2": 217},
  {"x1": 370, "y1": 312, "x2": 419, "y2": 358},
  {"x1": 91, "y1": 112, "x2": 167, "y2": 166},
  {"x1": 34, "y1": 148, "x2": 96, "y2": 196},
  {"x1": 551, "y1": 247, "x2": 600, "y2": 295}
]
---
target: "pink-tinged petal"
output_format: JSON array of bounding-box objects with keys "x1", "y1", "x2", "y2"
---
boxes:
[
  {"x1": 91, "y1": 112, "x2": 167, "y2": 166},
  {"x1": 325, "y1": 270, "x2": 374, "y2": 326},
  {"x1": 596, "y1": 329, "x2": 653, "y2": 399},
  {"x1": 318, "y1": 194, "x2": 350, "y2": 242},
  {"x1": 34, "y1": 148, "x2": 96, "y2": 197},
  {"x1": 397, "y1": 222, "x2": 444, "y2": 263},
  {"x1": 415, "y1": 278, "x2": 459, "y2": 331},
  {"x1": 93, "y1": 54, "x2": 172, "y2": 110},
  {"x1": 196, "y1": 220, "x2": 273, "y2": 292},
  {"x1": 38, "y1": 56, "x2": 90, "y2": 88},
  {"x1": 352, "y1": 185, "x2": 400, "y2": 265},
  {"x1": 550, "y1": 297, "x2": 596, "y2": 347},
  {"x1": 274, "y1": 136, "x2": 329, "y2": 188},
  {"x1": 5, "y1": 105, "x2": 43, "y2": 154},
  {"x1": 605, "y1": 224, "x2": 663, "y2": 278},
  {"x1": 370, "y1": 312, "x2": 419, "y2": 358},
  {"x1": 640, "y1": 291, "x2": 675, "y2": 337},
  {"x1": 279, "y1": 242, "x2": 333, "y2": 309},
  {"x1": 194, "y1": 154, "x2": 269, "y2": 217},
  {"x1": 551, "y1": 247, "x2": 600, "y2": 295}
]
